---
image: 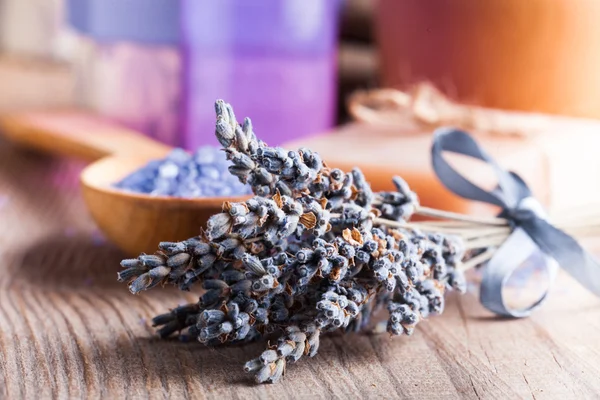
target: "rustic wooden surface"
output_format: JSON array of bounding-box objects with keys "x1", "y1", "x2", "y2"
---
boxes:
[{"x1": 1, "y1": 138, "x2": 600, "y2": 399}]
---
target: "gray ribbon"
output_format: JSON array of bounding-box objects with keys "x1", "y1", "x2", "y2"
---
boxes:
[{"x1": 431, "y1": 127, "x2": 600, "y2": 317}]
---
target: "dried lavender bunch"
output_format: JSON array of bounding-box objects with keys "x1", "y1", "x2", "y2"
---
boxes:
[{"x1": 118, "y1": 100, "x2": 468, "y2": 384}]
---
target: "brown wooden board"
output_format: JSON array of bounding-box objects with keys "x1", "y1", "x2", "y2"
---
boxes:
[{"x1": 1, "y1": 139, "x2": 599, "y2": 399}]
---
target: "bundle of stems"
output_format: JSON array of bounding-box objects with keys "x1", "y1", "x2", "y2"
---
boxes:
[{"x1": 383, "y1": 203, "x2": 600, "y2": 272}]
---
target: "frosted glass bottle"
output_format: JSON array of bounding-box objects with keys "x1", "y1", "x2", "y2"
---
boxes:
[
  {"x1": 67, "y1": 0, "x2": 182, "y2": 146},
  {"x1": 181, "y1": 0, "x2": 341, "y2": 148}
]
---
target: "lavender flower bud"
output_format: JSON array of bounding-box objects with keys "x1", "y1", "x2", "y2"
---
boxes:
[
  {"x1": 235, "y1": 125, "x2": 249, "y2": 153},
  {"x1": 244, "y1": 358, "x2": 262, "y2": 373},
  {"x1": 193, "y1": 242, "x2": 211, "y2": 256},
  {"x1": 126, "y1": 273, "x2": 154, "y2": 294},
  {"x1": 201, "y1": 309, "x2": 225, "y2": 324},
  {"x1": 254, "y1": 168, "x2": 273, "y2": 184},
  {"x1": 199, "y1": 324, "x2": 222, "y2": 342},
  {"x1": 255, "y1": 365, "x2": 273, "y2": 384},
  {"x1": 159, "y1": 241, "x2": 187, "y2": 255},
  {"x1": 120, "y1": 258, "x2": 142, "y2": 268},
  {"x1": 198, "y1": 253, "x2": 217, "y2": 270},
  {"x1": 203, "y1": 279, "x2": 229, "y2": 290},
  {"x1": 252, "y1": 275, "x2": 276, "y2": 292},
  {"x1": 227, "y1": 302, "x2": 240, "y2": 320},
  {"x1": 270, "y1": 307, "x2": 289, "y2": 322},
  {"x1": 288, "y1": 332, "x2": 306, "y2": 343},
  {"x1": 244, "y1": 299, "x2": 258, "y2": 313},
  {"x1": 242, "y1": 117, "x2": 253, "y2": 136},
  {"x1": 254, "y1": 308, "x2": 268, "y2": 324},
  {"x1": 228, "y1": 150, "x2": 256, "y2": 170},
  {"x1": 322, "y1": 291, "x2": 339, "y2": 302},
  {"x1": 206, "y1": 213, "x2": 232, "y2": 240},
  {"x1": 228, "y1": 166, "x2": 251, "y2": 181},
  {"x1": 219, "y1": 321, "x2": 234, "y2": 334},
  {"x1": 295, "y1": 249, "x2": 313, "y2": 264},
  {"x1": 167, "y1": 253, "x2": 191, "y2": 268},
  {"x1": 448, "y1": 270, "x2": 467, "y2": 293},
  {"x1": 307, "y1": 330, "x2": 320, "y2": 357},
  {"x1": 215, "y1": 118, "x2": 235, "y2": 147},
  {"x1": 201, "y1": 289, "x2": 222, "y2": 306},
  {"x1": 234, "y1": 324, "x2": 251, "y2": 341},
  {"x1": 277, "y1": 341, "x2": 295, "y2": 357},
  {"x1": 139, "y1": 255, "x2": 165, "y2": 268},
  {"x1": 235, "y1": 312, "x2": 250, "y2": 328},
  {"x1": 346, "y1": 301, "x2": 359, "y2": 316},
  {"x1": 260, "y1": 350, "x2": 278, "y2": 364},
  {"x1": 242, "y1": 254, "x2": 267, "y2": 276},
  {"x1": 149, "y1": 266, "x2": 171, "y2": 280},
  {"x1": 289, "y1": 340, "x2": 305, "y2": 362},
  {"x1": 230, "y1": 279, "x2": 252, "y2": 294},
  {"x1": 117, "y1": 267, "x2": 145, "y2": 281},
  {"x1": 270, "y1": 359, "x2": 285, "y2": 383}
]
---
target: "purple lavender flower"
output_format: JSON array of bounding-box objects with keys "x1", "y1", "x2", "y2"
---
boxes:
[{"x1": 116, "y1": 100, "x2": 471, "y2": 386}]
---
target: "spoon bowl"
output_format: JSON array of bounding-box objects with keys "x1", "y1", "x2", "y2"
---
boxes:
[
  {"x1": 80, "y1": 155, "x2": 249, "y2": 255},
  {"x1": 0, "y1": 110, "x2": 250, "y2": 256}
]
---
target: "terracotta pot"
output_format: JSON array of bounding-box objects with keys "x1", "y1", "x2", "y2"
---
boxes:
[{"x1": 377, "y1": 0, "x2": 600, "y2": 119}]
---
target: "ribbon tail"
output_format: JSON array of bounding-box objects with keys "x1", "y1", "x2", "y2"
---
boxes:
[{"x1": 523, "y1": 219, "x2": 600, "y2": 297}]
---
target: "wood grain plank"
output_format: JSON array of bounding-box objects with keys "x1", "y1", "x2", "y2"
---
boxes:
[{"x1": 1, "y1": 138, "x2": 600, "y2": 399}]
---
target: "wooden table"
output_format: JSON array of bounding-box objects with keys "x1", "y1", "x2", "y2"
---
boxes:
[{"x1": 1, "y1": 138, "x2": 600, "y2": 399}]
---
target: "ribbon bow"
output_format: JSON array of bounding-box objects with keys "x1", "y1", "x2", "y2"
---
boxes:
[{"x1": 432, "y1": 127, "x2": 600, "y2": 317}]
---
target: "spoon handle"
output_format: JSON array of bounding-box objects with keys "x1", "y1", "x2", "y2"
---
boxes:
[{"x1": 0, "y1": 110, "x2": 172, "y2": 162}]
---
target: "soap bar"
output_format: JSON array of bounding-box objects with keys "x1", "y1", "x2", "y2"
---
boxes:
[{"x1": 283, "y1": 117, "x2": 600, "y2": 215}]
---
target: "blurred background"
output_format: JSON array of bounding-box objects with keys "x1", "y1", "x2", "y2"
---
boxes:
[
  {"x1": 4, "y1": 0, "x2": 600, "y2": 214},
  {"x1": 6, "y1": 0, "x2": 600, "y2": 137},
  {"x1": 5, "y1": 0, "x2": 600, "y2": 141},
  {"x1": 0, "y1": 0, "x2": 378, "y2": 147}
]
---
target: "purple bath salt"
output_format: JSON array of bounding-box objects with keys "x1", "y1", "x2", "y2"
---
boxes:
[{"x1": 114, "y1": 147, "x2": 252, "y2": 197}]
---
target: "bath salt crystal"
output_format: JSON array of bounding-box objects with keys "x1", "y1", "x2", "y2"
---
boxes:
[
  {"x1": 194, "y1": 147, "x2": 217, "y2": 165},
  {"x1": 114, "y1": 146, "x2": 252, "y2": 197}
]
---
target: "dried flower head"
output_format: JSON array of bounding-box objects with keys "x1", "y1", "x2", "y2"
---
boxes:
[{"x1": 118, "y1": 100, "x2": 471, "y2": 384}]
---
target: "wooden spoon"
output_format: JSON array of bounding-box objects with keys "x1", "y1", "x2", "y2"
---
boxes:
[{"x1": 0, "y1": 110, "x2": 249, "y2": 256}]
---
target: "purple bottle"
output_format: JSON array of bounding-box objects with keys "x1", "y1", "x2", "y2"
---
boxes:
[{"x1": 181, "y1": 0, "x2": 341, "y2": 149}]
